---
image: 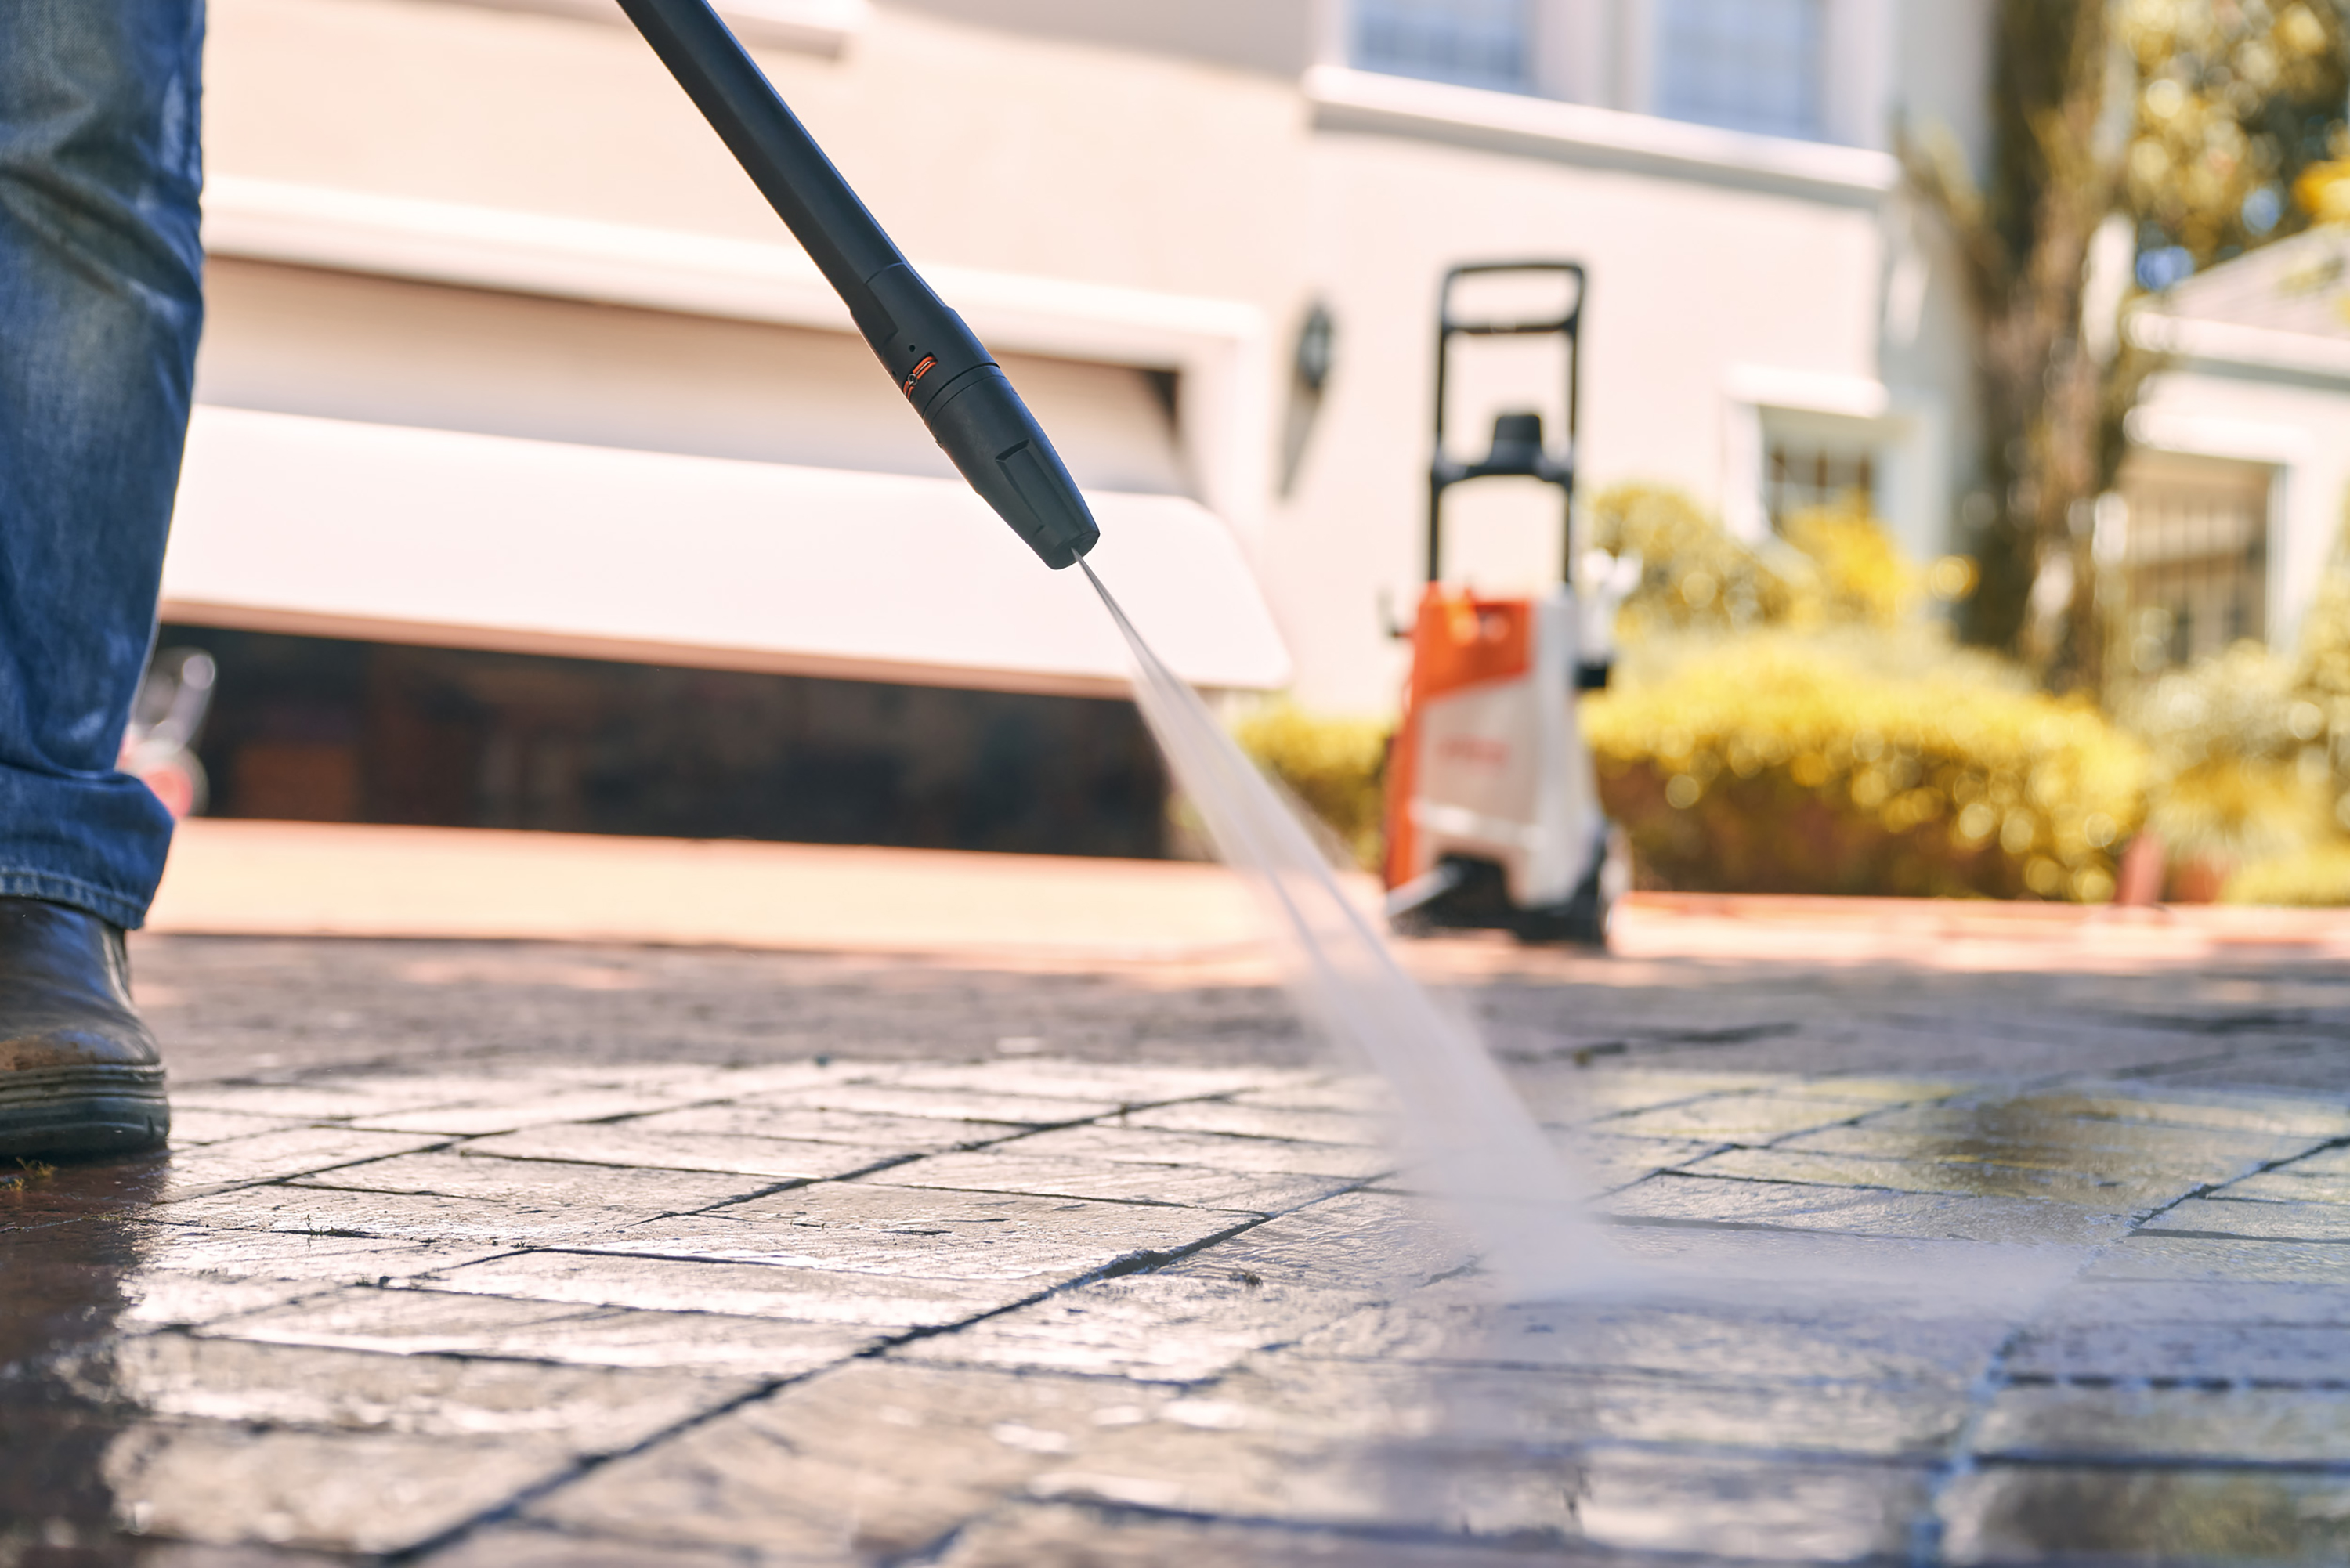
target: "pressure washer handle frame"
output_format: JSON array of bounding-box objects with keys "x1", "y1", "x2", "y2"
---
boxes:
[
  {"x1": 1426, "y1": 261, "x2": 1585, "y2": 585},
  {"x1": 617, "y1": 0, "x2": 1099, "y2": 569}
]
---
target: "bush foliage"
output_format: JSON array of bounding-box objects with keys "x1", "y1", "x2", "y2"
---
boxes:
[
  {"x1": 1241, "y1": 481, "x2": 2350, "y2": 905},
  {"x1": 1584, "y1": 630, "x2": 2145, "y2": 900},
  {"x1": 2121, "y1": 641, "x2": 2332, "y2": 867},
  {"x1": 1580, "y1": 484, "x2": 2146, "y2": 901}
]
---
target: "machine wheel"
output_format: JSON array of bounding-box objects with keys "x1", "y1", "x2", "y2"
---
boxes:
[
  {"x1": 1509, "y1": 824, "x2": 1622, "y2": 949},
  {"x1": 1388, "y1": 828, "x2": 1624, "y2": 948}
]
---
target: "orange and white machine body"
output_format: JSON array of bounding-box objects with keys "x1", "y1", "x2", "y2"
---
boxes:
[
  {"x1": 1381, "y1": 260, "x2": 1620, "y2": 944},
  {"x1": 1386, "y1": 586, "x2": 1601, "y2": 910}
]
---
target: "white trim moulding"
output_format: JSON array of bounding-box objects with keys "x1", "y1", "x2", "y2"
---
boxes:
[
  {"x1": 1302, "y1": 65, "x2": 1899, "y2": 205},
  {"x1": 2129, "y1": 309, "x2": 2350, "y2": 387},
  {"x1": 200, "y1": 175, "x2": 1274, "y2": 547},
  {"x1": 454, "y1": 0, "x2": 869, "y2": 56}
]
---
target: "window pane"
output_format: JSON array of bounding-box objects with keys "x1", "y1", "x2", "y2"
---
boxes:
[
  {"x1": 1766, "y1": 440, "x2": 1875, "y2": 530},
  {"x1": 1354, "y1": 0, "x2": 1531, "y2": 93},
  {"x1": 2117, "y1": 453, "x2": 2270, "y2": 672},
  {"x1": 1655, "y1": 0, "x2": 1824, "y2": 141}
]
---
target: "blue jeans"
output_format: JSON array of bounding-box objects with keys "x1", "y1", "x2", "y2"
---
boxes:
[{"x1": 0, "y1": 1, "x2": 205, "y2": 929}]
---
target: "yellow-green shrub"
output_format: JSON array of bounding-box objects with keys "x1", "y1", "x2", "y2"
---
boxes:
[
  {"x1": 2224, "y1": 843, "x2": 2350, "y2": 905},
  {"x1": 1231, "y1": 703, "x2": 1389, "y2": 870},
  {"x1": 1583, "y1": 630, "x2": 2148, "y2": 900},
  {"x1": 1587, "y1": 485, "x2": 1923, "y2": 641},
  {"x1": 2121, "y1": 642, "x2": 2333, "y2": 866},
  {"x1": 1781, "y1": 501, "x2": 1921, "y2": 626},
  {"x1": 1587, "y1": 483, "x2": 1804, "y2": 638}
]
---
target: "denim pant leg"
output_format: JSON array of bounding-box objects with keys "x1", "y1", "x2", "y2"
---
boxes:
[{"x1": 0, "y1": 1, "x2": 206, "y2": 929}]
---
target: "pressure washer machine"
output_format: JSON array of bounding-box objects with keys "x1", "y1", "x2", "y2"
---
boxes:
[{"x1": 1383, "y1": 262, "x2": 1627, "y2": 948}]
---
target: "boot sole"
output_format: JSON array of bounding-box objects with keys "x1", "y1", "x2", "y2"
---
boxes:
[{"x1": 0, "y1": 1064, "x2": 169, "y2": 1158}]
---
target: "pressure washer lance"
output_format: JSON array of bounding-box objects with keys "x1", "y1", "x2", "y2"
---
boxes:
[{"x1": 617, "y1": 0, "x2": 1099, "y2": 570}]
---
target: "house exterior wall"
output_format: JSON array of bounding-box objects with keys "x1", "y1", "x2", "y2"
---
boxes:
[{"x1": 194, "y1": 0, "x2": 1994, "y2": 714}]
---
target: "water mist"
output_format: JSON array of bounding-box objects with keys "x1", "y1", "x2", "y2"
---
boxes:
[{"x1": 1083, "y1": 562, "x2": 1632, "y2": 1300}]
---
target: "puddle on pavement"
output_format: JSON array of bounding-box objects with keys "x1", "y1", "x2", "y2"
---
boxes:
[{"x1": 2, "y1": 1158, "x2": 164, "y2": 1564}]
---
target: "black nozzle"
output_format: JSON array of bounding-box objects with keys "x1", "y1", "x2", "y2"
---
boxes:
[
  {"x1": 617, "y1": 0, "x2": 1097, "y2": 569},
  {"x1": 924, "y1": 369, "x2": 1098, "y2": 569}
]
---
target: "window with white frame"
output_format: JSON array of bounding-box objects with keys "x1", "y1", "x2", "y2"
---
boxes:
[
  {"x1": 1766, "y1": 438, "x2": 1875, "y2": 528},
  {"x1": 1352, "y1": 0, "x2": 1532, "y2": 93},
  {"x1": 1654, "y1": 0, "x2": 1826, "y2": 141},
  {"x1": 2115, "y1": 451, "x2": 2270, "y2": 672}
]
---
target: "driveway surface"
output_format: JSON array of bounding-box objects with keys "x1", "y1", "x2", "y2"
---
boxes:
[{"x1": 6, "y1": 913, "x2": 2350, "y2": 1566}]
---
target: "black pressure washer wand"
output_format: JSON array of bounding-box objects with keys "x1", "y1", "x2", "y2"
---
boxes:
[{"x1": 617, "y1": 0, "x2": 1099, "y2": 569}]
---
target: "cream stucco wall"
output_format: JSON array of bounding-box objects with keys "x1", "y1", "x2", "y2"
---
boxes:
[{"x1": 197, "y1": 0, "x2": 1986, "y2": 715}]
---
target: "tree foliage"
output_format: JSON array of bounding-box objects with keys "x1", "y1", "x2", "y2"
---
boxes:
[
  {"x1": 1906, "y1": 0, "x2": 2348, "y2": 690},
  {"x1": 2124, "y1": 0, "x2": 2348, "y2": 268}
]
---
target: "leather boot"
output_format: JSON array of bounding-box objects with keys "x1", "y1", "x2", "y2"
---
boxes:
[{"x1": 0, "y1": 897, "x2": 168, "y2": 1159}]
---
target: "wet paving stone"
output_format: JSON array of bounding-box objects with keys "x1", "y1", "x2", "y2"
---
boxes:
[
  {"x1": 2216, "y1": 1167, "x2": 2350, "y2": 1205},
  {"x1": 1972, "y1": 1383, "x2": 2350, "y2": 1465},
  {"x1": 2012, "y1": 1089, "x2": 2350, "y2": 1140},
  {"x1": 2142, "y1": 1196, "x2": 2350, "y2": 1241},
  {"x1": 1223, "y1": 1077, "x2": 1398, "y2": 1116},
  {"x1": 456, "y1": 1123, "x2": 906, "y2": 1182},
  {"x1": 54, "y1": 1332, "x2": 748, "y2": 1556},
  {"x1": 150, "y1": 1128, "x2": 454, "y2": 1203},
  {"x1": 152, "y1": 1183, "x2": 700, "y2": 1249},
  {"x1": 281, "y1": 1151, "x2": 778, "y2": 1212},
  {"x1": 1561, "y1": 1133, "x2": 1730, "y2": 1193},
  {"x1": 1583, "y1": 1092, "x2": 1884, "y2": 1145},
  {"x1": 168, "y1": 1079, "x2": 482, "y2": 1123},
  {"x1": 2260, "y1": 1143, "x2": 2350, "y2": 1177},
  {"x1": 410, "y1": 1248, "x2": 1043, "y2": 1328},
  {"x1": 995, "y1": 1123, "x2": 1396, "y2": 1180},
  {"x1": 895, "y1": 1270, "x2": 1389, "y2": 1383},
  {"x1": 2005, "y1": 1318, "x2": 2350, "y2": 1386},
  {"x1": 895, "y1": 1194, "x2": 1473, "y2": 1383},
  {"x1": 198, "y1": 1284, "x2": 878, "y2": 1375},
  {"x1": 341, "y1": 1086, "x2": 709, "y2": 1136},
  {"x1": 1112, "y1": 1099, "x2": 1385, "y2": 1147},
  {"x1": 1938, "y1": 1465, "x2": 2350, "y2": 1565},
  {"x1": 64, "y1": 1331, "x2": 746, "y2": 1438},
  {"x1": 2087, "y1": 1233, "x2": 2350, "y2": 1286},
  {"x1": 1509, "y1": 1071, "x2": 1783, "y2": 1124},
  {"x1": 624, "y1": 1100, "x2": 1018, "y2": 1150},
  {"x1": 422, "y1": 1521, "x2": 754, "y2": 1566},
  {"x1": 1679, "y1": 1145, "x2": 2182, "y2": 1212},
  {"x1": 105, "y1": 1422, "x2": 582, "y2": 1555},
  {"x1": 849, "y1": 1150, "x2": 1354, "y2": 1212},
  {"x1": 888, "y1": 1060, "x2": 1293, "y2": 1105},
  {"x1": 1777, "y1": 1102, "x2": 2316, "y2": 1183},
  {"x1": 934, "y1": 1503, "x2": 1636, "y2": 1566},
  {"x1": 119, "y1": 1229, "x2": 504, "y2": 1330},
  {"x1": 162, "y1": 1107, "x2": 312, "y2": 1147},
  {"x1": 1037, "y1": 1417, "x2": 1931, "y2": 1561},
  {"x1": 1602, "y1": 1172, "x2": 2136, "y2": 1247},
  {"x1": 1232, "y1": 1353, "x2": 1964, "y2": 1460},
  {"x1": 615, "y1": 1182, "x2": 1265, "y2": 1281},
  {"x1": 15, "y1": 939, "x2": 2350, "y2": 1563},
  {"x1": 1296, "y1": 1287, "x2": 2011, "y2": 1389},
  {"x1": 2026, "y1": 1277, "x2": 2350, "y2": 1347},
  {"x1": 746, "y1": 1081, "x2": 1125, "y2": 1127},
  {"x1": 523, "y1": 1360, "x2": 1186, "y2": 1561}
]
